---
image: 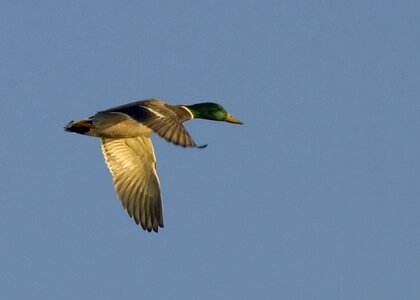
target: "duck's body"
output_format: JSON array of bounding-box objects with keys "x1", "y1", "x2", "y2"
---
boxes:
[{"x1": 66, "y1": 98, "x2": 242, "y2": 232}]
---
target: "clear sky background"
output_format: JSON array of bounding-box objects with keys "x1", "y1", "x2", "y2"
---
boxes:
[{"x1": 1, "y1": 1, "x2": 419, "y2": 299}]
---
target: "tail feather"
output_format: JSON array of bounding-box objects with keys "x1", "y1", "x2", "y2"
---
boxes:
[{"x1": 65, "y1": 118, "x2": 94, "y2": 135}]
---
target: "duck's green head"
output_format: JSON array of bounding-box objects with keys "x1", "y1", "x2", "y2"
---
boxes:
[{"x1": 185, "y1": 102, "x2": 243, "y2": 124}]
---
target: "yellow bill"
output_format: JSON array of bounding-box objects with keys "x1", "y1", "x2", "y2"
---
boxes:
[{"x1": 226, "y1": 114, "x2": 243, "y2": 124}]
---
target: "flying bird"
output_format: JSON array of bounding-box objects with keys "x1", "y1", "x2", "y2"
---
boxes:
[{"x1": 65, "y1": 98, "x2": 243, "y2": 232}]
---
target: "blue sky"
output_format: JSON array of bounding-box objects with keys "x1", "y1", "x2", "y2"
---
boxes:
[{"x1": 1, "y1": 1, "x2": 419, "y2": 299}]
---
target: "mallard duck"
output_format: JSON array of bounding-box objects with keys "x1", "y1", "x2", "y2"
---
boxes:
[{"x1": 65, "y1": 98, "x2": 243, "y2": 232}]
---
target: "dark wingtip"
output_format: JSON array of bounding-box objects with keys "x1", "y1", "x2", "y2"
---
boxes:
[{"x1": 197, "y1": 144, "x2": 208, "y2": 149}]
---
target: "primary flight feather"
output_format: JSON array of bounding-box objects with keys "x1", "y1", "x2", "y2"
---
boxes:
[{"x1": 65, "y1": 98, "x2": 243, "y2": 232}]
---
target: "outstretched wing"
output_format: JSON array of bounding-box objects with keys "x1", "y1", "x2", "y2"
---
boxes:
[
  {"x1": 101, "y1": 137, "x2": 164, "y2": 232},
  {"x1": 141, "y1": 108, "x2": 197, "y2": 147}
]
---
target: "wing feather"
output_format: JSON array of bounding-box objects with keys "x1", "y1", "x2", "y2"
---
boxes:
[
  {"x1": 101, "y1": 137, "x2": 163, "y2": 232},
  {"x1": 98, "y1": 100, "x2": 197, "y2": 147}
]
